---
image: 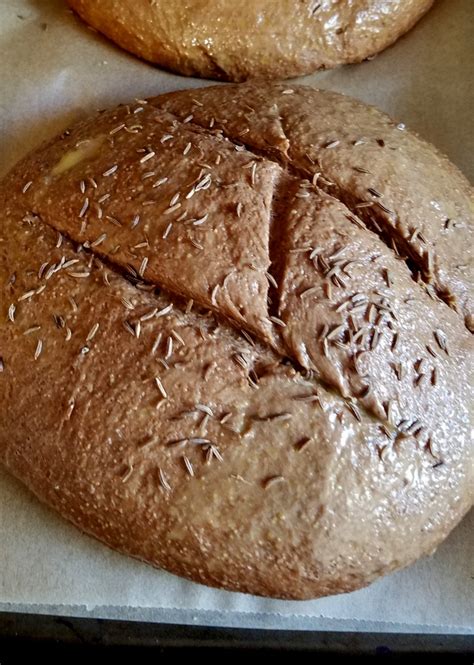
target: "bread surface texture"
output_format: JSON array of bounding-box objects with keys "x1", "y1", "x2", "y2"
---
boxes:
[
  {"x1": 0, "y1": 83, "x2": 472, "y2": 599},
  {"x1": 67, "y1": 0, "x2": 434, "y2": 81}
]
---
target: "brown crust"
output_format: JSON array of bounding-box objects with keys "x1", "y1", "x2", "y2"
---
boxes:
[
  {"x1": 66, "y1": 0, "x2": 434, "y2": 81},
  {"x1": 0, "y1": 83, "x2": 472, "y2": 599}
]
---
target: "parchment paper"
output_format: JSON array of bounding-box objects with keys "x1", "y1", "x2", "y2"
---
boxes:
[{"x1": 0, "y1": 0, "x2": 472, "y2": 633}]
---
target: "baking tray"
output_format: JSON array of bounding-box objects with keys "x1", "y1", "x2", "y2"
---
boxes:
[{"x1": 0, "y1": 0, "x2": 472, "y2": 646}]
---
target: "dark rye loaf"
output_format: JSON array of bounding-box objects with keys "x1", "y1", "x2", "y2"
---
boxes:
[
  {"x1": 67, "y1": 0, "x2": 434, "y2": 81},
  {"x1": 0, "y1": 83, "x2": 472, "y2": 599}
]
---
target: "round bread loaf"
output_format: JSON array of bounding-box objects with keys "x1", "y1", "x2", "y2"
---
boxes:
[
  {"x1": 67, "y1": 0, "x2": 434, "y2": 81},
  {"x1": 0, "y1": 83, "x2": 472, "y2": 599}
]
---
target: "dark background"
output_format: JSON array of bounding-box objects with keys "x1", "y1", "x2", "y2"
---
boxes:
[{"x1": 0, "y1": 611, "x2": 473, "y2": 659}]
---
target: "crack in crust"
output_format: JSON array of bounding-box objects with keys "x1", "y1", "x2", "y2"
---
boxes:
[{"x1": 202, "y1": 122, "x2": 463, "y2": 321}]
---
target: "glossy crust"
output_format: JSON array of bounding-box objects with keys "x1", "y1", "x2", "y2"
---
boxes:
[
  {"x1": 66, "y1": 0, "x2": 434, "y2": 81},
  {"x1": 0, "y1": 83, "x2": 472, "y2": 599}
]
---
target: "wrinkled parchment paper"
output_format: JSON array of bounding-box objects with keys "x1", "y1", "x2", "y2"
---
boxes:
[{"x1": 0, "y1": 0, "x2": 472, "y2": 633}]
